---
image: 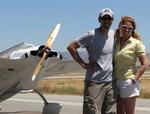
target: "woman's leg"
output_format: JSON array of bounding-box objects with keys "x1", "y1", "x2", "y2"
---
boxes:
[
  {"x1": 117, "y1": 96, "x2": 125, "y2": 114},
  {"x1": 122, "y1": 97, "x2": 136, "y2": 114}
]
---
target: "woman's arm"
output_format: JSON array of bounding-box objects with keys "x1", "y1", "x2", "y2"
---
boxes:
[{"x1": 135, "y1": 54, "x2": 148, "y2": 80}]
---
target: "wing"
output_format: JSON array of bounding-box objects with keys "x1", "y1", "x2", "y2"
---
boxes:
[{"x1": 0, "y1": 42, "x2": 36, "y2": 59}]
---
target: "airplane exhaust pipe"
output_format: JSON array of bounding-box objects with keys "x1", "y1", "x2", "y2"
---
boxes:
[{"x1": 34, "y1": 89, "x2": 62, "y2": 114}]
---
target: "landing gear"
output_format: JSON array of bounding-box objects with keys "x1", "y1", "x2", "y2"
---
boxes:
[{"x1": 34, "y1": 89, "x2": 62, "y2": 114}]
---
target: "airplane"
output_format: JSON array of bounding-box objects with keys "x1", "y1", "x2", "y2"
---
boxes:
[
  {"x1": 0, "y1": 42, "x2": 63, "y2": 114},
  {"x1": 0, "y1": 24, "x2": 63, "y2": 114}
]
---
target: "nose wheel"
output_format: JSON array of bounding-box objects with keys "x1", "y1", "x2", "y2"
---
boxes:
[{"x1": 34, "y1": 89, "x2": 62, "y2": 114}]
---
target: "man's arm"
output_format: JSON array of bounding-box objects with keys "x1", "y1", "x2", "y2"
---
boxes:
[{"x1": 67, "y1": 41, "x2": 87, "y2": 69}]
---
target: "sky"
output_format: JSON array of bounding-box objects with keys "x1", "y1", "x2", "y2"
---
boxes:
[{"x1": 0, "y1": 0, "x2": 150, "y2": 52}]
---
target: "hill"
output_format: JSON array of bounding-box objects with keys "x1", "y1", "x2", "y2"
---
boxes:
[{"x1": 61, "y1": 51, "x2": 150, "y2": 66}]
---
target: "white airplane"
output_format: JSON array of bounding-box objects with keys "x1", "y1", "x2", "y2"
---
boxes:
[
  {"x1": 0, "y1": 24, "x2": 63, "y2": 114},
  {"x1": 0, "y1": 42, "x2": 63, "y2": 114}
]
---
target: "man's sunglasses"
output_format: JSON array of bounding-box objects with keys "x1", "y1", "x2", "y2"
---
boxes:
[{"x1": 101, "y1": 16, "x2": 113, "y2": 21}]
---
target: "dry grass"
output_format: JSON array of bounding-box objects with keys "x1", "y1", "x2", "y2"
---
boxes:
[
  {"x1": 36, "y1": 65, "x2": 150, "y2": 97},
  {"x1": 140, "y1": 78, "x2": 150, "y2": 99},
  {"x1": 36, "y1": 67, "x2": 150, "y2": 99},
  {"x1": 36, "y1": 78, "x2": 84, "y2": 95},
  {"x1": 36, "y1": 77, "x2": 150, "y2": 99},
  {"x1": 37, "y1": 78, "x2": 150, "y2": 99}
]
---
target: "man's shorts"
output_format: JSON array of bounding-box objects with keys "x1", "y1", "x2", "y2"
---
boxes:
[{"x1": 116, "y1": 79, "x2": 139, "y2": 98}]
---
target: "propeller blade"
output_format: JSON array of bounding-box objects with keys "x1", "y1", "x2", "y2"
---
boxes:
[{"x1": 32, "y1": 23, "x2": 61, "y2": 81}]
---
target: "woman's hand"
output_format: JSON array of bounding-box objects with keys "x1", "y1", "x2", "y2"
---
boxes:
[{"x1": 131, "y1": 77, "x2": 137, "y2": 84}]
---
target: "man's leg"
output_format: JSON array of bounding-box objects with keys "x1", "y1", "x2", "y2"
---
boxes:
[
  {"x1": 83, "y1": 81, "x2": 106, "y2": 114},
  {"x1": 102, "y1": 82, "x2": 116, "y2": 114}
]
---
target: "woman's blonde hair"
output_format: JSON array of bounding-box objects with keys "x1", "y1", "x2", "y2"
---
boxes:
[{"x1": 115, "y1": 16, "x2": 141, "y2": 41}]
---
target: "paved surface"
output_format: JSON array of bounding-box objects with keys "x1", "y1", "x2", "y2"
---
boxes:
[{"x1": 0, "y1": 93, "x2": 150, "y2": 114}]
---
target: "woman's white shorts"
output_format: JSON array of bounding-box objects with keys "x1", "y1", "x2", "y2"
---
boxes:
[{"x1": 116, "y1": 79, "x2": 139, "y2": 98}]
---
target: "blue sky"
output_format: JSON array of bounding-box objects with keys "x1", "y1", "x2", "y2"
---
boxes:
[{"x1": 0, "y1": 0, "x2": 150, "y2": 52}]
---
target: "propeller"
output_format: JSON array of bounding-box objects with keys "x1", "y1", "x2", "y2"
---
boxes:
[{"x1": 32, "y1": 23, "x2": 61, "y2": 81}]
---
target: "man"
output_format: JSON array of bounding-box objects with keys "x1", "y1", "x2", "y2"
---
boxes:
[{"x1": 67, "y1": 8, "x2": 116, "y2": 114}]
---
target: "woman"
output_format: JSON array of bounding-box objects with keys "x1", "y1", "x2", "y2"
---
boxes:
[{"x1": 114, "y1": 16, "x2": 148, "y2": 114}]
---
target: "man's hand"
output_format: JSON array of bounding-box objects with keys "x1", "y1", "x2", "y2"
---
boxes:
[{"x1": 82, "y1": 61, "x2": 98, "y2": 71}]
